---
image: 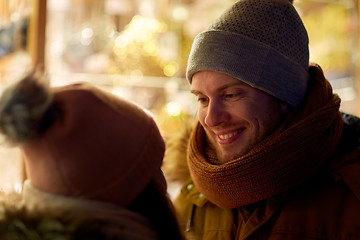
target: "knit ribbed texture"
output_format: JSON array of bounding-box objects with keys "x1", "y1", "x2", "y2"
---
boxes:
[
  {"x1": 22, "y1": 83, "x2": 166, "y2": 207},
  {"x1": 187, "y1": 64, "x2": 343, "y2": 209},
  {"x1": 186, "y1": 0, "x2": 309, "y2": 106}
]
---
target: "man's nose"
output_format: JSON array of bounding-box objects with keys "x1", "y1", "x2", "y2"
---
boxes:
[{"x1": 204, "y1": 99, "x2": 229, "y2": 127}]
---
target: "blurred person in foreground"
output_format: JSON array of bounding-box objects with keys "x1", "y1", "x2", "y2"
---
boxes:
[
  {"x1": 0, "y1": 70, "x2": 184, "y2": 240},
  {"x1": 164, "y1": 0, "x2": 360, "y2": 239}
]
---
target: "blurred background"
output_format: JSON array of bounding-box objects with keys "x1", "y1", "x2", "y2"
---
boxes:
[{"x1": 0, "y1": 0, "x2": 359, "y2": 196}]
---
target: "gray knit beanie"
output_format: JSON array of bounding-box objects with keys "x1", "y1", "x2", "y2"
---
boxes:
[{"x1": 186, "y1": 0, "x2": 309, "y2": 107}]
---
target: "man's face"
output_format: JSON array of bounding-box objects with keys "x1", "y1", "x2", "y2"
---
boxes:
[{"x1": 191, "y1": 71, "x2": 285, "y2": 164}]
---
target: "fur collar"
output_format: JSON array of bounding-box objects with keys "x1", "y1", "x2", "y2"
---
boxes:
[
  {"x1": 0, "y1": 182, "x2": 159, "y2": 240},
  {"x1": 162, "y1": 118, "x2": 196, "y2": 186}
]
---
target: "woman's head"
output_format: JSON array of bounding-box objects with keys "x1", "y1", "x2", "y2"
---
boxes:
[{"x1": 0, "y1": 70, "x2": 166, "y2": 207}]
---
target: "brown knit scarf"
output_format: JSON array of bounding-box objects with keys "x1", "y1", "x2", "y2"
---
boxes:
[{"x1": 187, "y1": 64, "x2": 344, "y2": 209}]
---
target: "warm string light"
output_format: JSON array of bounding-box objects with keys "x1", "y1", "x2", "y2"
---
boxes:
[{"x1": 111, "y1": 15, "x2": 180, "y2": 77}]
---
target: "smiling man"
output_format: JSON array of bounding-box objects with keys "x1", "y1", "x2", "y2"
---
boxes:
[
  {"x1": 172, "y1": 0, "x2": 360, "y2": 239},
  {"x1": 191, "y1": 71, "x2": 285, "y2": 163}
]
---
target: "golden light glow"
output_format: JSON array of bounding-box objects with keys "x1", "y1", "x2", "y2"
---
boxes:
[
  {"x1": 163, "y1": 62, "x2": 179, "y2": 77},
  {"x1": 166, "y1": 101, "x2": 182, "y2": 116}
]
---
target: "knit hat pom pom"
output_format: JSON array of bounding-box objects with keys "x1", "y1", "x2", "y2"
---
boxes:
[{"x1": 0, "y1": 69, "x2": 53, "y2": 145}]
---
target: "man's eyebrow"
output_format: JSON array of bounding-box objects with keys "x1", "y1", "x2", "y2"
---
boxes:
[
  {"x1": 190, "y1": 82, "x2": 245, "y2": 95},
  {"x1": 190, "y1": 89, "x2": 202, "y2": 95}
]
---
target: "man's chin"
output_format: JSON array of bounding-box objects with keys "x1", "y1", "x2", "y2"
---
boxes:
[
  {"x1": 217, "y1": 152, "x2": 242, "y2": 164},
  {"x1": 216, "y1": 147, "x2": 250, "y2": 164}
]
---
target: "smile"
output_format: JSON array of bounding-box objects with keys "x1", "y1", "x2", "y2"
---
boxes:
[
  {"x1": 216, "y1": 128, "x2": 245, "y2": 143},
  {"x1": 218, "y1": 131, "x2": 239, "y2": 140}
]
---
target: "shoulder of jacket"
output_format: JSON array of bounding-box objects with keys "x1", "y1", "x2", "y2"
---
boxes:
[
  {"x1": 0, "y1": 199, "x2": 121, "y2": 240},
  {"x1": 331, "y1": 145, "x2": 360, "y2": 200},
  {"x1": 342, "y1": 112, "x2": 360, "y2": 128},
  {"x1": 341, "y1": 112, "x2": 360, "y2": 145}
]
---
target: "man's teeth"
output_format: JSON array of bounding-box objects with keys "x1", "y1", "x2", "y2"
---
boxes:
[{"x1": 219, "y1": 131, "x2": 238, "y2": 140}]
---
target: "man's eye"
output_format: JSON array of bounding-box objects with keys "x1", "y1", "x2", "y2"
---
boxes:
[
  {"x1": 224, "y1": 91, "x2": 245, "y2": 101},
  {"x1": 197, "y1": 97, "x2": 208, "y2": 103},
  {"x1": 225, "y1": 93, "x2": 237, "y2": 99}
]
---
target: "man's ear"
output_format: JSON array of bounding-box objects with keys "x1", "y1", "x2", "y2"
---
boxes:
[{"x1": 280, "y1": 102, "x2": 292, "y2": 116}]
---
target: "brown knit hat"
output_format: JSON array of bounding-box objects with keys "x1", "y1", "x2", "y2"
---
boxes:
[
  {"x1": 187, "y1": 0, "x2": 309, "y2": 107},
  {"x1": 0, "y1": 71, "x2": 166, "y2": 207}
]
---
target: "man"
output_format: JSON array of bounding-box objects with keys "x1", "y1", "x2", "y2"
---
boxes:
[{"x1": 171, "y1": 0, "x2": 360, "y2": 239}]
